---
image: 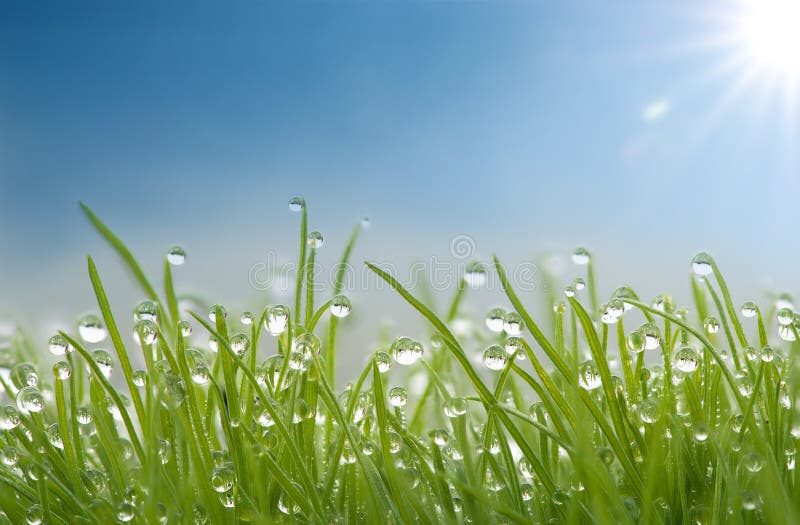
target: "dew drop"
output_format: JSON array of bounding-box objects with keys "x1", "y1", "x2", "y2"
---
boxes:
[
  {"x1": 391, "y1": 337, "x2": 423, "y2": 366},
  {"x1": 637, "y1": 399, "x2": 659, "y2": 424},
  {"x1": 703, "y1": 316, "x2": 720, "y2": 335},
  {"x1": 265, "y1": 305, "x2": 290, "y2": 336},
  {"x1": 482, "y1": 345, "x2": 508, "y2": 371},
  {"x1": 91, "y1": 349, "x2": 114, "y2": 378},
  {"x1": 485, "y1": 308, "x2": 506, "y2": 333},
  {"x1": 208, "y1": 305, "x2": 227, "y2": 323},
  {"x1": 374, "y1": 351, "x2": 391, "y2": 373},
  {"x1": 740, "y1": 301, "x2": 757, "y2": 318},
  {"x1": 690, "y1": 252, "x2": 713, "y2": 276},
  {"x1": 444, "y1": 397, "x2": 468, "y2": 418},
  {"x1": 178, "y1": 320, "x2": 193, "y2": 337},
  {"x1": 210, "y1": 466, "x2": 236, "y2": 493},
  {"x1": 464, "y1": 261, "x2": 487, "y2": 288},
  {"x1": 639, "y1": 323, "x2": 661, "y2": 350},
  {"x1": 134, "y1": 300, "x2": 159, "y2": 322},
  {"x1": 230, "y1": 333, "x2": 250, "y2": 357},
  {"x1": 288, "y1": 197, "x2": 305, "y2": 212},
  {"x1": 307, "y1": 231, "x2": 324, "y2": 248},
  {"x1": 674, "y1": 347, "x2": 699, "y2": 373},
  {"x1": 578, "y1": 361, "x2": 601, "y2": 390},
  {"x1": 78, "y1": 314, "x2": 107, "y2": 343},
  {"x1": 48, "y1": 334, "x2": 70, "y2": 356},
  {"x1": 388, "y1": 387, "x2": 408, "y2": 408},
  {"x1": 503, "y1": 312, "x2": 523, "y2": 336},
  {"x1": 166, "y1": 245, "x2": 186, "y2": 266},
  {"x1": 53, "y1": 361, "x2": 72, "y2": 381},
  {"x1": 626, "y1": 331, "x2": 645, "y2": 353},
  {"x1": 572, "y1": 248, "x2": 590, "y2": 265},
  {"x1": 16, "y1": 386, "x2": 44, "y2": 414},
  {"x1": 330, "y1": 295, "x2": 352, "y2": 318},
  {"x1": 777, "y1": 307, "x2": 794, "y2": 326}
]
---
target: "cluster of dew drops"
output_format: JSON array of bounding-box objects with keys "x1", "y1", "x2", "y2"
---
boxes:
[{"x1": 3, "y1": 198, "x2": 800, "y2": 522}]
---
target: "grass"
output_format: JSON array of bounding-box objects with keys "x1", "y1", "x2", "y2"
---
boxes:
[{"x1": 0, "y1": 199, "x2": 799, "y2": 524}]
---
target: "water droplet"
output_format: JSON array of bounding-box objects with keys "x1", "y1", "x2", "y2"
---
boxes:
[
  {"x1": 444, "y1": 397, "x2": 468, "y2": 418},
  {"x1": 518, "y1": 457, "x2": 534, "y2": 479},
  {"x1": 288, "y1": 197, "x2": 305, "y2": 212},
  {"x1": 0, "y1": 406, "x2": 20, "y2": 430},
  {"x1": 691, "y1": 252, "x2": 713, "y2": 276},
  {"x1": 777, "y1": 307, "x2": 794, "y2": 325},
  {"x1": 388, "y1": 386, "x2": 408, "y2": 407},
  {"x1": 374, "y1": 351, "x2": 391, "y2": 373},
  {"x1": 598, "y1": 447, "x2": 614, "y2": 465},
  {"x1": 230, "y1": 333, "x2": 250, "y2": 357},
  {"x1": 78, "y1": 314, "x2": 107, "y2": 343},
  {"x1": 53, "y1": 361, "x2": 72, "y2": 381},
  {"x1": 574, "y1": 278, "x2": 586, "y2": 291},
  {"x1": 191, "y1": 365, "x2": 210, "y2": 385},
  {"x1": 484, "y1": 308, "x2": 505, "y2": 333},
  {"x1": 703, "y1": 316, "x2": 720, "y2": 334},
  {"x1": 637, "y1": 399, "x2": 659, "y2": 424},
  {"x1": 674, "y1": 347, "x2": 699, "y2": 373},
  {"x1": 391, "y1": 337, "x2": 423, "y2": 366},
  {"x1": 693, "y1": 422, "x2": 709, "y2": 442},
  {"x1": 92, "y1": 349, "x2": 114, "y2": 378},
  {"x1": 11, "y1": 363, "x2": 39, "y2": 389},
  {"x1": 760, "y1": 345, "x2": 775, "y2": 362},
  {"x1": 482, "y1": 345, "x2": 508, "y2": 371},
  {"x1": 26, "y1": 505, "x2": 43, "y2": 525},
  {"x1": 307, "y1": 231, "x2": 324, "y2": 248},
  {"x1": 210, "y1": 465, "x2": 235, "y2": 493},
  {"x1": 76, "y1": 406, "x2": 93, "y2": 425},
  {"x1": 116, "y1": 502, "x2": 135, "y2": 522},
  {"x1": 429, "y1": 428, "x2": 449, "y2": 446},
  {"x1": 778, "y1": 324, "x2": 796, "y2": 341},
  {"x1": 0, "y1": 446, "x2": 18, "y2": 466},
  {"x1": 48, "y1": 334, "x2": 71, "y2": 356},
  {"x1": 740, "y1": 301, "x2": 757, "y2": 318},
  {"x1": 278, "y1": 491, "x2": 301, "y2": 515},
  {"x1": 503, "y1": 312, "x2": 523, "y2": 335},
  {"x1": 743, "y1": 452, "x2": 764, "y2": 473},
  {"x1": 293, "y1": 332, "x2": 320, "y2": 359},
  {"x1": 464, "y1": 261, "x2": 487, "y2": 288},
  {"x1": 741, "y1": 490, "x2": 760, "y2": 511},
  {"x1": 638, "y1": 323, "x2": 661, "y2": 350},
  {"x1": 177, "y1": 320, "x2": 192, "y2": 337},
  {"x1": 208, "y1": 305, "x2": 227, "y2": 323},
  {"x1": 651, "y1": 294, "x2": 674, "y2": 313},
  {"x1": 134, "y1": 300, "x2": 158, "y2": 323},
  {"x1": 16, "y1": 386, "x2": 44, "y2": 414},
  {"x1": 572, "y1": 248, "x2": 590, "y2": 265},
  {"x1": 563, "y1": 286, "x2": 576, "y2": 298},
  {"x1": 134, "y1": 319, "x2": 158, "y2": 345},
  {"x1": 166, "y1": 246, "x2": 186, "y2": 266},
  {"x1": 330, "y1": 295, "x2": 352, "y2": 318},
  {"x1": 600, "y1": 300, "x2": 625, "y2": 324},
  {"x1": 626, "y1": 331, "x2": 645, "y2": 353},
  {"x1": 265, "y1": 305, "x2": 289, "y2": 336},
  {"x1": 238, "y1": 312, "x2": 254, "y2": 326},
  {"x1": 132, "y1": 369, "x2": 147, "y2": 387},
  {"x1": 578, "y1": 361, "x2": 601, "y2": 390}
]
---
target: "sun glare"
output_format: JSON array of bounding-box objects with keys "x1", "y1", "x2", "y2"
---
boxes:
[{"x1": 738, "y1": 0, "x2": 800, "y2": 78}]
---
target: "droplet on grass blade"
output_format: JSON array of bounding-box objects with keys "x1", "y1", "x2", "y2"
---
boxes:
[
  {"x1": 690, "y1": 252, "x2": 713, "y2": 276},
  {"x1": 482, "y1": 345, "x2": 507, "y2": 371},
  {"x1": 485, "y1": 308, "x2": 505, "y2": 333},
  {"x1": 330, "y1": 295, "x2": 352, "y2": 318},
  {"x1": 307, "y1": 231, "x2": 324, "y2": 248},
  {"x1": 288, "y1": 197, "x2": 305, "y2": 212},
  {"x1": 166, "y1": 245, "x2": 186, "y2": 266},
  {"x1": 78, "y1": 314, "x2": 107, "y2": 343},
  {"x1": 391, "y1": 336, "x2": 423, "y2": 366},
  {"x1": 572, "y1": 247, "x2": 590, "y2": 265},
  {"x1": 674, "y1": 347, "x2": 699, "y2": 373}
]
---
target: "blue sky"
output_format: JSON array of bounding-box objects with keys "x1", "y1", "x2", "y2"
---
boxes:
[{"x1": 1, "y1": 1, "x2": 799, "y2": 329}]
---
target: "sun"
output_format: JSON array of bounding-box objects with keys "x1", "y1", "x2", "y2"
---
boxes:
[{"x1": 737, "y1": 0, "x2": 800, "y2": 80}]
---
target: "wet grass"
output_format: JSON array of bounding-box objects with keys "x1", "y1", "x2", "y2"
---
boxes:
[{"x1": 0, "y1": 199, "x2": 798, "y2": 524}]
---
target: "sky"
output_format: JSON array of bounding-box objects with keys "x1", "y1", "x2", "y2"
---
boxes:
[{"x1": 1, "y1": 1, "x2": 799, "y2": 370}]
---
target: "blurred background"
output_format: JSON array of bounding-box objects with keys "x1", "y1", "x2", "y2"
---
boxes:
[{"x1": 2, "y1": 1, "x2": 799, "y2": 380}]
